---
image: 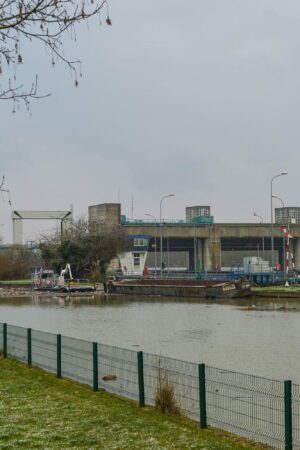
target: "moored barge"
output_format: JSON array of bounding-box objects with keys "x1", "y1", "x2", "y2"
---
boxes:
[{"x1": 107, "y1": 278, "x2": 251, "y2": 299}]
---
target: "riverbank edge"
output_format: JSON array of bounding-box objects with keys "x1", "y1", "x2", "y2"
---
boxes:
[
  {"x1": 0, "y1": 283, "x2": 104, "y2": 297},
  {"x1": 252, "y1": 287, "x2": 300, "y2": 298},
  {"x1": 0, "y1": 356, "x2": 268, "y2": 449},
  {"x1": 3, "y1": 282, "x2": 300, "y2": 300}
]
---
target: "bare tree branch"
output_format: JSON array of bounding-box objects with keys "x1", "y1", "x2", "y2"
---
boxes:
[
  {"x1": 0, "y1": 0, "x2": 111, "y2": 108},
  {"x1": 0, "y1": 175, "x2": 11, "y2": 205}
]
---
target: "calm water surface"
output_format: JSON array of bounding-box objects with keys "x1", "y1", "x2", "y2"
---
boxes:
[{"x1": 0, "y1": 294, "x2": 299, "y2": 382}]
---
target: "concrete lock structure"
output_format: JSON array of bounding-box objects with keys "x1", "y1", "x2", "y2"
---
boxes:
[
  {"x1": 89, "y1": 203, "x2": 300, "y2": 272},
  {"x1": 12, "y1": 210, "x2": 73, "y2": 245}
]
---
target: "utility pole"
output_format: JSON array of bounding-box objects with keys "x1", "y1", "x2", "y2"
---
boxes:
[
  {"x1": 159, "y1": 194, "x2": 175, "y2": 275},
  {"x1": 145, "y1": 213, "x2": 157, "y2": 276},
  {"x1": 271, "y1": 172, "x2": 288, "y2": 282},
  {"x1": 254, "y1": 212, "x2": 265, "y2": 261}
]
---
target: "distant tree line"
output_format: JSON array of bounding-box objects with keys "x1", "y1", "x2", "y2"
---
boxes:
[
  {"x1": 0, "y1": 246, "x2": 38, "y2": 280},
  {"x1": 0, "y1": 218, "x2": 128, "y2": 281},
  {"x1": 38, "y1": 218, "x2": 128, "y2": 282}
]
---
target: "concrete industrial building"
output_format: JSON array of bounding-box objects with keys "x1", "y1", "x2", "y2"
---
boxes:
[
  {"x1": 89, "y1": 203, "x2": 300, "y2": 272},
  {"x1": 275, "y1": 207, "x2": 300, "y2": 225},
  {"x1": 89, "y1": 203, "x2": 121, "y2": 234},
  {"x1": 185, "y1": 206, "x2": 211, "y2": 221}
]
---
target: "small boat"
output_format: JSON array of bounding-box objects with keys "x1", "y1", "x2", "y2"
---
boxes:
[
  {"x1": 107, "y1": 277, "x2": 251, "y2": 299},
  {"x1": 32, "y1": 264, "x2": 95, "y2": 293}
]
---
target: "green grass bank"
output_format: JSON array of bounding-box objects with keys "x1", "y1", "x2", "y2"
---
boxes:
[
  {"x1": 252, "y1": 286, "x2": 300, "y2": 297},
  {"x1": 0, "y1": 280, "x2": 31, "y2": 285},
  {"x1": 0, "y1": 358, "x2": 265, "y2": 449}
]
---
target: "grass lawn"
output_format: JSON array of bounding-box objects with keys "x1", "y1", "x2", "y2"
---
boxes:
[
  {"x1": 0, "y1": 280, "x2": 31, "y2": 285},
  {"x1": 252, "y1": 286, "x2": 300, "y2": 292},
  {"x1": 0, "y1": 358, "x2": 266, "y2": 449}
]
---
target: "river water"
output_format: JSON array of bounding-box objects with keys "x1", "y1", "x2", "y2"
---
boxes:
[{"x1": 0, "y1": 294, "x2": 299, "y2": 383}]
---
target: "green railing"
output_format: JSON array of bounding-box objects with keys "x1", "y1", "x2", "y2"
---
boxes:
[
  {"x1": 0, "y1": 322, "x2": 298, "y2": 449},
  {"x1": 121, "y1": 217, "x2": 214, "y2": 226}
]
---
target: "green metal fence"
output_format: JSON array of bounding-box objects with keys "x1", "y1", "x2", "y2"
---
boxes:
[
  {"x1": 0, "y1": 322, "x2": 298, "y2": 449},
  {"x1": 205, "y1": 366, "x2": 285, "y2": 447}
]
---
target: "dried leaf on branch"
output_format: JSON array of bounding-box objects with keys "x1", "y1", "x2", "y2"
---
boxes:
[{"x1": 0, "y1": 0, "x2": 112, "y2": 108}]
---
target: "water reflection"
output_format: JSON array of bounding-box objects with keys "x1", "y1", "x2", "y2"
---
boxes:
[
  {"x1": 1, "y1": 293, "x2": 300, "y2": 311},
  {"x1": 0, "y1": 294, "x2": 300, "y2": 382}
]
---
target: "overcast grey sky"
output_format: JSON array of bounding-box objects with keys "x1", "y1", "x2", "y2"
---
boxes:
[{"x1": 1, "y1": 0, "x2": 300, "y2": 243}]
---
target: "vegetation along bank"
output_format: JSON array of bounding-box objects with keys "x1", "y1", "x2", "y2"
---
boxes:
[{"x1": 0, "y1": 358, "x2": 266, "y2": 449}]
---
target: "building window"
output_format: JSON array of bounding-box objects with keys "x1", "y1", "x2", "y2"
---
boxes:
[
  {"x1": 133, "y1": 253, "x2": 140, "y2": 268},
  {"x1": 134, "y1": 239, "x2": 146, "y2": 247}
]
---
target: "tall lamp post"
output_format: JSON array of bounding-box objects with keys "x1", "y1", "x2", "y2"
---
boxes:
[
  {"x1": 272, "y1": 195, "x2": 286, "y2": 276},
  {"x1": 254, "y1": 212, "x2": 265, "y2": 261},
  {"x1": 145, "y1": 213, "x2": 157, "y2": 276},
  {"x1": 60, "y1": 211, "x2": 72, "y2": 242},
  {"x1": 160, "y1": 194, "x2": 175, "y2": 274},
  {"x1": 271, "y1": 172, "x2": 288, "y2": 282}
]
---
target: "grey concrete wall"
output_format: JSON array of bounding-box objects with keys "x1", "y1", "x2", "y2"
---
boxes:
[
  {"x1": 122, "y1": 223, "x2": 300, "y2": 239},
  {"x1": 221, "y1": 250, "x2": 277, "y2": 267},
  {"x1": 120, "y1": 224, "x2": 300, "y2": 270},
  {"x1": 146, "y1": 251, "x2": 189, "y2": 269},
  {"x1": 294, "y1": 239, "x2": 300, "y2": 269},
  {"x1": 88, "y1": 217, "x2": 300, "y2": 271},
  {"x1": 89, "y1": 203, "x2": 121, "y2": 231}
]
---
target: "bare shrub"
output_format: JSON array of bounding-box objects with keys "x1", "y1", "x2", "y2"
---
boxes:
[
  {"x1": 155, "y1": 361, "x2": 181, "y2": 416},
  {"x1": 0, "y1": 246, "x2": 38, "y2": 280}
]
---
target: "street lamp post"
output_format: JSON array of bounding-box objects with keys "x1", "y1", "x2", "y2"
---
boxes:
[
  {"x1": 271, "y1": 172, "x2": 288, "y2": 282},
  {"x1": 145, "y1": 213, "x2": 157, "y2": 276},
  {"x1": 160, "y1": 194, "x2": 175, "y2": 275},
  {"x1": 254, "y1": 212, "x2": 265, "y2": 261},
  {"x1": 194, "y1": 224, "x2": 197, "y2": 275},
  {"x1": 272, "y1": 195, "x2": 286, "y2": 277}
]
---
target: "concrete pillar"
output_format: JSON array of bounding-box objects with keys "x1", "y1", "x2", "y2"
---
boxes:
[
  {"x1": 203, "y1": 239, "x2": 210, "y2": 270},
  {"x1": 203, "y1": 236, "x2": 221, "y2": 271},
  {"x1": 294, "y1": 238, "x2": 300, "y2": 269},
  {"x1": 13, "y1": 219, "x2": 23, "y2": 245},
  {"x1": 197, "y1": 238, "x2": 203, "y2": 270}
]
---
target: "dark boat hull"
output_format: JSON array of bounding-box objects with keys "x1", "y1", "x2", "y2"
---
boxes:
[{"x1": 107, "y1": 279, "x2": 251, "y2": 299}]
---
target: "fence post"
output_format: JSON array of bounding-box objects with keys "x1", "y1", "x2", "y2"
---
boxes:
[
  {"x1": 198, "y1": 363, "x2": 207, "y2": 428},
  {"x1": 284, "y1": 380, "x2": 292, "y2": 450},
  {"x1": 93, "y1": 342, "x2": 98, "y2": 391},
  {"x1": 3, "y1": 323, "x2": 7, "y2": 358},
  {"x1": 27, "y1": 328, "x2": 32, "y2": 366},
  {"x1": 57, "y1": 334, "x2": 61, "y2": 378},
  {"x1": 137, "y1": 351, "x2": 145, "y2": 407}
]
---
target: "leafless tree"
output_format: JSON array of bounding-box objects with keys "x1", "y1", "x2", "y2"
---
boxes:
[
  {"x1": 38, "y1": 217, "x2": 128, "y2": 279},
  {"x1": 0, "y1": 0, "x2": 112, "y2": 109},
  {"x1": 0, "y1": 244, "x2": 39, "y2": 279},
  {"x1": 0, "y1": 176, "x2": 11, "y2": 205}
]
